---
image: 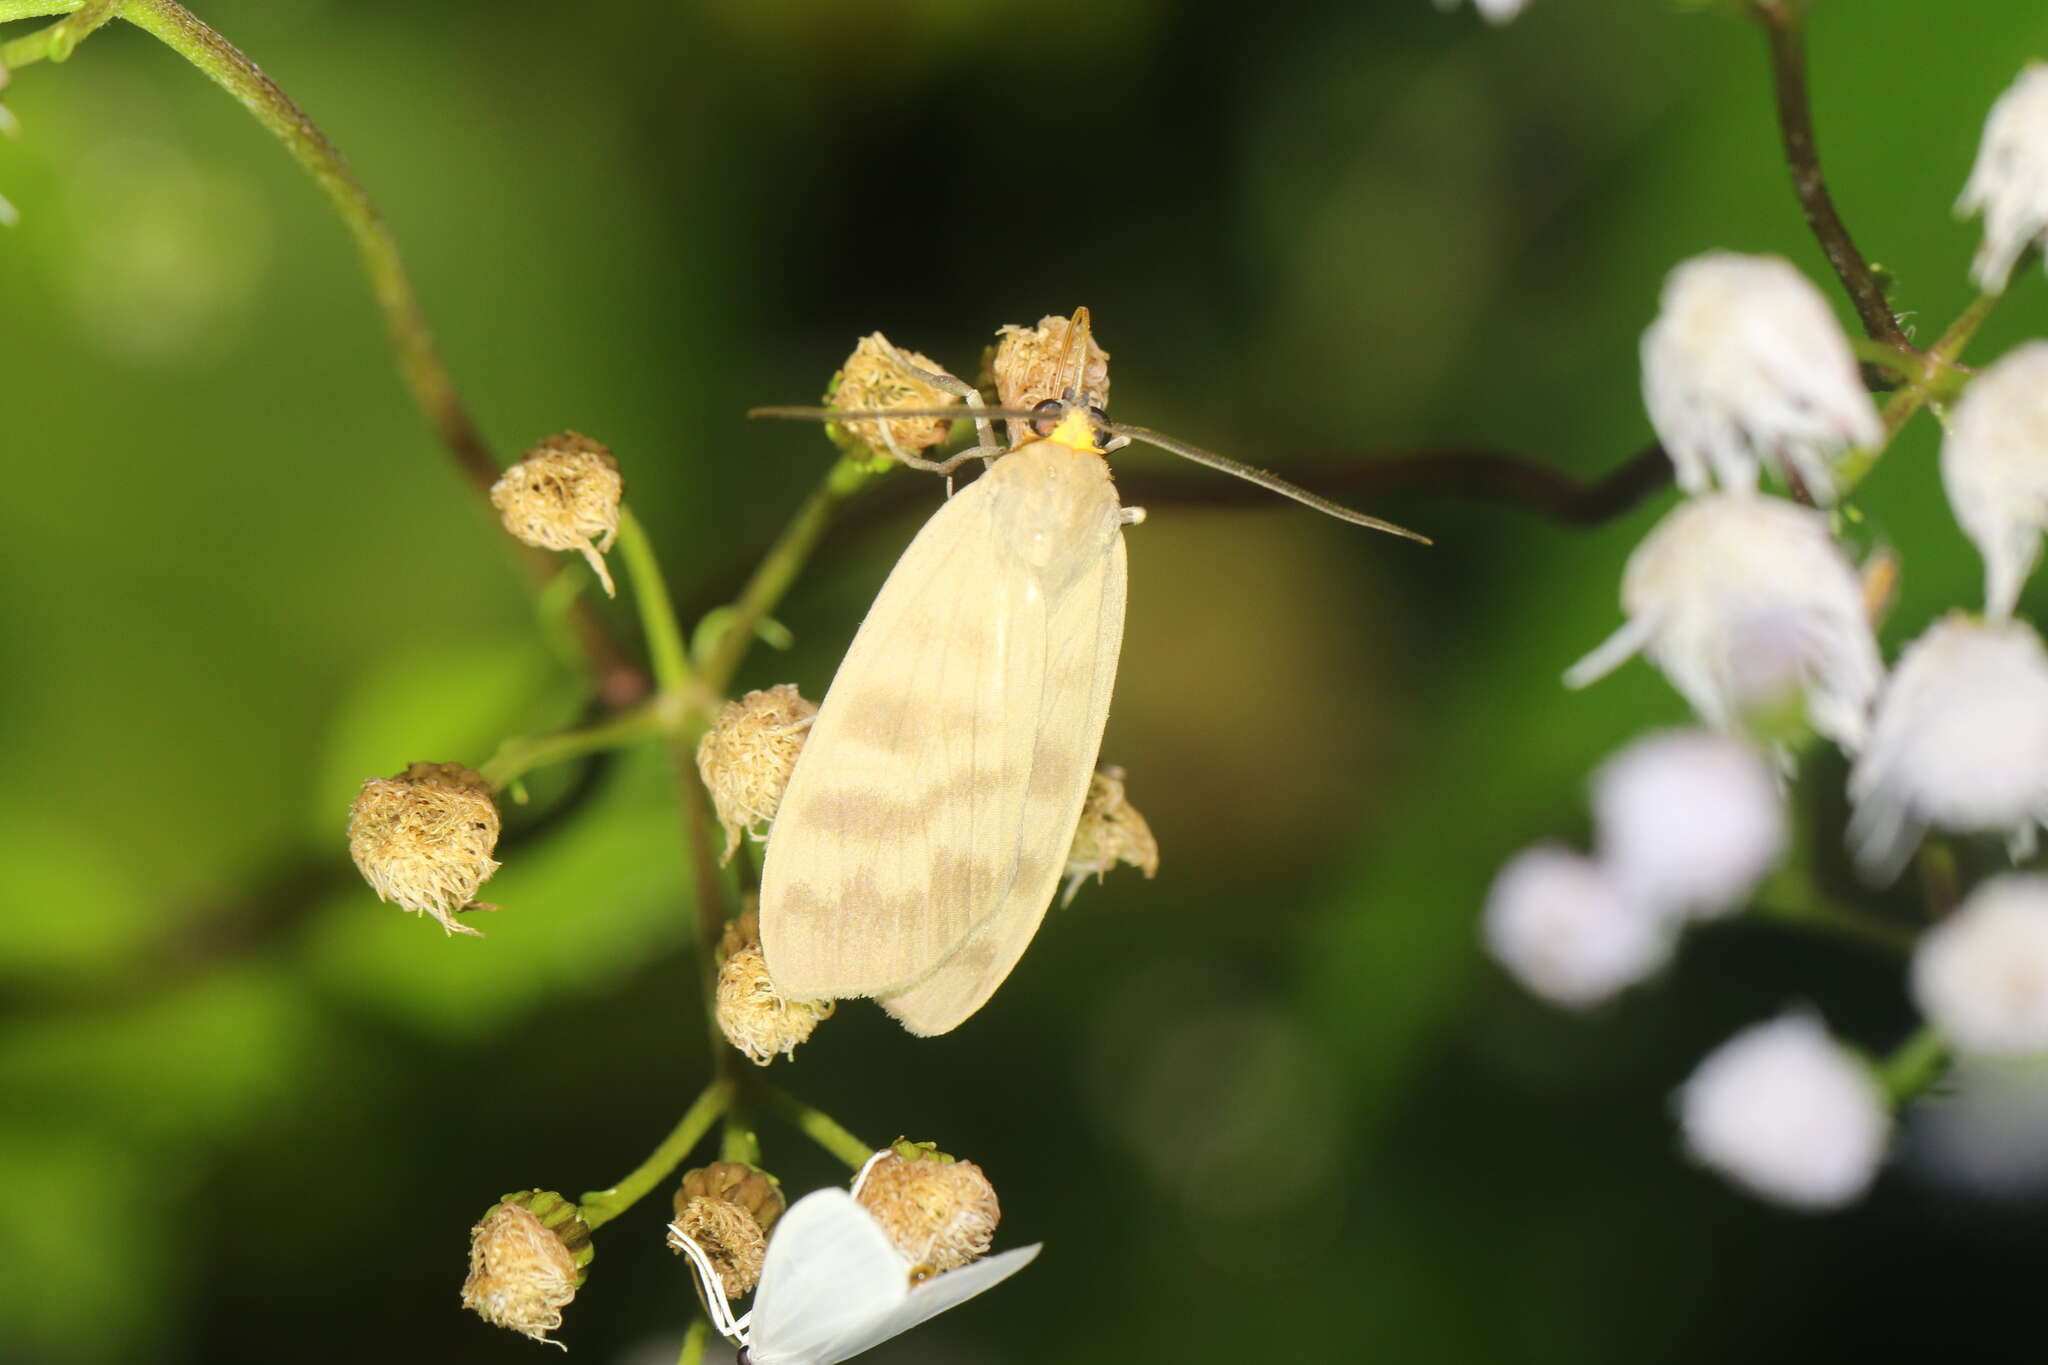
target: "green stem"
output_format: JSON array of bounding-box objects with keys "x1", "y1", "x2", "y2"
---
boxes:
[
  {"x1": 1834, "y1": 289, "x2": 2002, "y2": 496},
  {"x1": 578, "y1": 1080, "x2": 732, "y2": 1231},
  {"x1": 767, "y1": 1085, "x2": 875, "y2": 1171},
  {"x1": 615, "y1": 506, "x2": 696, "y2": 705},
  {"x1": 1876, "y1": 1024, "x2": 1949, "y2": 1107},
  {"x1": 676, "y1": 1318, "x2": 709, "y2": 1365},
  {"x1": 1750, "y1": 859, "x2": 1917, "y2": 955},
  {"x1": 476, "y1": 700, "x2": 667, "y2": 789},
  {"x1": 700, "y1": 455, "x2": 880, "y2": 694}
]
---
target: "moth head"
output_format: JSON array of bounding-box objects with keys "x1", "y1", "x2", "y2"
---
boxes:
[{"x1": 1028, "y1": 396, "x2": 1121, "y2": 456}]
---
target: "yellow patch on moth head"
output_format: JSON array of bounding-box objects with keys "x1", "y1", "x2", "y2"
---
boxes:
[{"x1": 1044, "y1": 404, "x2": 1106, "y2": 455}]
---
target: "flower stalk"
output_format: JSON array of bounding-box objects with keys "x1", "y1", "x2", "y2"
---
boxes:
[{"x1": 578, "y1": 1080, "x2": 733, "y2": 1232}]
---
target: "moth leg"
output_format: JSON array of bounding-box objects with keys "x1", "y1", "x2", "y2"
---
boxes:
[
  {"x1": 890, "y1": 350, "x2": 1000, "y2": 453},
  {"x1": 1120, "y1": 505, "x2": 1147, "y2": 527}
]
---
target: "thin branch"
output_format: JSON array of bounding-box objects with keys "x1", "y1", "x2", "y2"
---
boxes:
[
  {"x1": 1752, "y1": 0, "x2": 1915, "y2": 351},
  {"x1": 2, "y1": 0, "x2": 648, "y2": 704}
]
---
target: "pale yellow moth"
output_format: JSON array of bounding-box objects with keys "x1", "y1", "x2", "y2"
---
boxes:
[{"x1": 756, "y1": 311, "x2": 1426, "y2": 1036}]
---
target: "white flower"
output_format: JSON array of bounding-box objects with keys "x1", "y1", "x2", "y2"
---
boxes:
[
  {"x1": 1913, "y1": 875, "x2": 2048, "y2": 1057},
  {"x1": 1848, "y1": 613, "x2": 2048, "y2": 882},
  {"x1": 1677, "y1": 1013, "x2": 1889, "y2": 1211},
  {"x1": 1566, "y1": 493, "x2": 1884, "y2": 754},
  {"x1": 1641, "y1": 252, "x2": 1882, "y2": 505},
  {"x1": 1592, "y1": 729, "x2": 1785, "y2": 923},
  {"x1": 1482, "y1": 846, "x2": 1669, "y2": 1009},
  {"x1": 1940, "y1": 343, "x2": 2048, "y2": 619},
  {"x1": 1432, "y1": 0, "x2": 1528, "y2": 22},
  {"x1": 1958, "y1": 63, "x2": 2048, "y2": 294}
]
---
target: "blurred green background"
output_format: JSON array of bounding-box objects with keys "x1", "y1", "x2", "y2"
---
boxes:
[{"x1": 4, "y1": 0, "x2": 2047, "y2": 1360}]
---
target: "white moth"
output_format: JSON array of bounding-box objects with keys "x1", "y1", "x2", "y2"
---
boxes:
[
  {"x1": 757, "y1": 311, "x2": 1426, "y2": 1035},
  {"x1": 673, "y1": 1185, "x2": 1041, "y2": 1365}
]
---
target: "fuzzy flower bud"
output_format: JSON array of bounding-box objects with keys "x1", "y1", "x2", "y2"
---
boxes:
[
  {"x1": 831, "y1": 333, "x2": 961, "y2": 459},
  {"x1": 1641, "y1": 252, "x2": 1881, "y2": 505},
  {"x1": 715, "y1": 911, "x2": 834, "y2": 1066},
  {"x1": 1482, "y1": 846, "x2": 1670, "y2": 1010},
  {"x1": 992, "y1": 313, "x2": 1111, "y2": 446},
  {"x1": 1848, "y1": 614, "x2": 2048, "y2": 882},
  {"x1": 347, "y1": 761, "x2": 501, "y2": 936},
  {"x1": 1958, "y1": 63, "x2": 2048, "y2": 294},
  {"x1": 696, "y1": 684, "x2": 818, "y2": 864},
  {"x1": 1592, "y1": 729, "x2": 1785, "y2": 922},
  {"x1": 1061, "y1": 766, "x2": 1159, "y2": 907},
  {"x1": 461, "y1": 1189, "x2": 593, "y2": 1347},
  {"x1": 666, "y1": 1161, "x2": 786, "y2": 1298},
  {"x1": 1940, "y1": 343, "x2": 2048, "y2": 620},
  {"x1": 1566, "y1": 493, "x2": 1884, "y2": 755},
  {"x1": 490, "y1": 432, "x2": 624, "y2": 597},
  {"x1": 1430, "y1": 0, "x2": 1527, "y2": 22},
  {"x1": 1677, "y1": 1014, "x2": 1889, "y2": 1211},
  {"x1": 853, "y1": 1139, "x2": 1001, "y2": 1274},
  {"x1": 1913, "y1": 875, "x2": 2048, "y2": 1057}
]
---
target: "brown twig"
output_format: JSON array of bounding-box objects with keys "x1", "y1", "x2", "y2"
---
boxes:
[{"x1": 1752, "y1": 0, "x2": 1915, "y2": 351}]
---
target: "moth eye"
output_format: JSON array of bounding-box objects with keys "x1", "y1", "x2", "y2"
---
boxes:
[
  {"x1": 907, "y1": 1262, "x2": 936, "y2": 1285},
  {"x1": 1030, "y1": 398, "x2": 1065, "y2": 438}
]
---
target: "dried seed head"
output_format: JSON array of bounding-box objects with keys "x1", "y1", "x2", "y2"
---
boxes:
[
  {"x1": 347, "y1": 761, "x2": 502, "y2": 936},
  {"x1": 853, "y1": 1139, "x2": 1001, "y2": 1273},
  {"x1": 831, "y1": 333, "x2": 961, "y2": 459},
  {"x1": 490, "y1": 432, "x2": 624, "y2": 597},
  {"x1": 715, "y1": 912, "x2": 835, "y2": 1065},
  {"x1": 1062, "y1": 766, "x2": 1159, "y2": 906},
  {"x1": 992, "y1": 313, "x2": 1111, "y2": 446},
  {"x1": 461, "y1": 1190, "x2": 593, "y2": 1347},
  {"x1": 696, "y1": 684, "x2": 818, "y2": 864},
  {"x1": 667, "y1": 1162, "x2": 786, "y2": 1297}
]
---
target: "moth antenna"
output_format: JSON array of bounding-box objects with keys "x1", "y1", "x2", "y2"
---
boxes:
[
  {"x1": 749, "y1": 404, "x2": 1049, "y2": 425},
  {"x1": 1058, "y1": 306, "x2": 1102, "y2": 408},
  {"x1": 1108, "y1": 421, "x2": 1433, "y2": 544}
]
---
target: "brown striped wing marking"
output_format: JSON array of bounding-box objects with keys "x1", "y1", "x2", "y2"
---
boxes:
[
  {"x1": 879, "y1": 529, "x2": 1127, "y2": 1035},
  {"x1": 760, "y1": 442, "x2": 1124, "y2": 1008}
]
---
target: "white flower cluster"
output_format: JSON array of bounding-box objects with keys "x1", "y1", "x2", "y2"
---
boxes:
[
  {"x1": 1677, "y1": 1014, "x2": 1889, "y2": 1210},
  {"x1": 1505, "y1": 72, "x2": 2048, "y2": 1209},
  {"x1": 1959, "y1": 63, "x2": 2048, "y2": 294},
  {"x1": 1484, "y1": 729, "x2": 1784, "y2": 1010},
  {"x1": 1641, "y1": 253, "x2": 1882, "y2": 505}
]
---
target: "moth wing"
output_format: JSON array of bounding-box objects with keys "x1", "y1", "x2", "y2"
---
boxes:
[
  {"x1": 746, "y1": 1190, "x2": 910, "y2": 1365},
  {"x1": 805, "y1": 1244, "x2": 1044, "y2": 1364},
  {"x1": 879, "y1": 531, "x2": 1127, "y2": 1035},
  {"x1": 761, "y1": 477, "x2": 1046, "y2": 999}
]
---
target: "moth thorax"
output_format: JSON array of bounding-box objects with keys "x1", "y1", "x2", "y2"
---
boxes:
[{"x1": 989, "y1": 443, "x2": 1120, "y2": 579}]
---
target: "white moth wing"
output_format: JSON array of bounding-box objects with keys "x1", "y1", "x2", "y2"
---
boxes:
[
  {"x1": 745, "y1": 1190, "x2": 909, "y2": 1365},
  {"x1": 879, "y1": 527, "x2": 1126, "y2": 1035},
  {"x1": 761, "y1": 469, "x2": 1046, "y2": 999},
  {"x1": 762, "y1": 443, "x2": 1125, "y2": 1009},
  {"x1": 799, "y1": 1243, "x2": 1045, "y2": 1365}
]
